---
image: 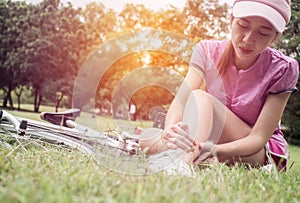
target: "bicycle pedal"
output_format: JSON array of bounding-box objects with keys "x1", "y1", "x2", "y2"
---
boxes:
[
  {"x1": 18, "y1": 120, "x2": 27, "y2": 136},
  {"x1": 40, "y1": 108, "x2": 81, "y2": 127}
]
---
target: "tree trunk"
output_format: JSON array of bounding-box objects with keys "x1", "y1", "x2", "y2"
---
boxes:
[
  {"x1": 37, "y1": 94, "x2": 42, "y2": 112},
  {"x1": 3, "y1": 88, "x2": 14, "y2": 110},
  {"x1": 1, "y1": 88, "x2": 14, "y2": 109},
  {"x1": 17, "y1": 97, "x2": 21, "y2": 111},
  {"x1": 34, "y1": 90, "x2": 38, "y2": 112},
  {"x1": 14, "y1": 86, "x2": 24, "y2": 111},
  {"x1": 2, "y1": 93, "x2": 8, "y2": 108},
  {"x1": 8, "y1": 93, "x2": 14, "y2": 110},
  {"x1": 34, "y1": 90, "x2": 42, "y2": 113},
  {"x1": 55, "y1": 93, "x2": 64, "y2": 112}
]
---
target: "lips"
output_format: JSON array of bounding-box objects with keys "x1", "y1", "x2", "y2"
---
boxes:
[{"x1": 239, "y1": 46, "x2": 253, "y2": 55}]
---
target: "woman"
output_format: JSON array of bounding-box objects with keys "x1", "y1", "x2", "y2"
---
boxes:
[{"x1": 140, "y1": 0, "x2": 299, "y2": 172}]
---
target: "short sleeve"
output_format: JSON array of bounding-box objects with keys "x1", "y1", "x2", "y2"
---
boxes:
[
  {"x1": 190, "y1": 41, "x2": 209, "y2": 73},
  {"x1": 268, "y1": 59, "x2": 299, "y2": 94},
  {"x1": 190, "y1": 40, "x2": 227, "y2": 73}
]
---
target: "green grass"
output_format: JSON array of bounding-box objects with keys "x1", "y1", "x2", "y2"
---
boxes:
[
  {"x1": 1, "y1": 109, "x2": 300, "y2": 203},
  {"x1": 0, "y1": 145, "x2": 299, "y2": 203}
]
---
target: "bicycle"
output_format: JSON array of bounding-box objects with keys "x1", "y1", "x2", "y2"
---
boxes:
[{"x1": 0, "y1": 108, "x2": 194, "y2": 176}]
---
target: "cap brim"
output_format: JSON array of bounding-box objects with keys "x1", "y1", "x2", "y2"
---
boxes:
[{"x1": 233, "y1": 2, "x2": 286, "y2": 33}]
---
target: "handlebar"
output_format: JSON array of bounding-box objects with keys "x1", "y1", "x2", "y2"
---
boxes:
[{"x1": 0, "y1": 110, "x2": 27, "y2": 135}]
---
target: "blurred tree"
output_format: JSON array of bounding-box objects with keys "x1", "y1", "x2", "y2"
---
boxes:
[
  {"x1": 80, "y1": 2, "x2": 116, "y2": 58},
  {"x1": 275, "y1": 0, "x2": 300, "y2": 141},
  {"x1": 38, "y1": 1, "x2": 88, "y2": 112},
  {"x1": 183, "y1": 0, "x2": 229, "y2": 40},
  {"x1": 1, "y1": 0, "x2": 230, "y2": 117},
  {"x1": 117, "y1": 4, "x2": 186, "y2": 33},
  {"x1": 94, "y1": 32, "x2": 192, "y2": 118},
  {"x1": 0, "y1": 0, "x2": 33, "y2": 109},
  {"x1": 9, "y1": 0, "x2": 86, "y2": 111},
  {"x1": 0, "y1": 0, "x2": 12, "y2": 108},
  {"x1": 91, "y1": 0, "x2": 229, "y2": 118},
  {"x1": 23, "y1": 0, "x2": 81, "y2": 112}
]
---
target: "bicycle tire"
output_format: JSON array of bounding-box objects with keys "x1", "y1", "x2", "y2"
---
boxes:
[
  {"x1": 0, "y1": 110, "x2": 193, "y2": 176},
  {"x1": 0, "y1": 110, "x2": 140, "y2": 156}
]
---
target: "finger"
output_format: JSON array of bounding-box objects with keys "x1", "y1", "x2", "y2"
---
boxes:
[
  {"x1": 174, "y1": 123, "x2": 195, "y2": 144},
  {"x1": 176, "y1": 134, "x2": 195, "y2": 149},
  {"x1": 168, "y1": 125, "x2": 195, "y2": 147},
  {"x1": 165, "y1": 124, "x2": 196, "y2": 149},
  {"x1": 195, "y1": 142, "x2": 215, "y2": 162},
  {"x1": 166, "y1": 142, "x2": 178, "y2": 150},
  {"x1": 168, "y1": 137, "x2": 195, "y2": 152},
  {"x1": 161, "y1": 131, "x2": 173, "y2": 145},
  {"x1": 177, "y1": 122, "x2": 188, "y2": 131},
  {"x1": 165, "y1": 130, "x2": 194, "y2": 149},
  {"x1": 171, "y1": 123, "x2": 188, "y2": 136}
]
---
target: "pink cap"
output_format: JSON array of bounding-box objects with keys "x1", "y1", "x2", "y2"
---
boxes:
[{"x1": 232, "y1": 0, "x2": 291, "y2": 33}]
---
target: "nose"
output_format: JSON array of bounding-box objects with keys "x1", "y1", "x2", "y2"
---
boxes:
[{"x1": 243, "y1": 30, "x2": 255, "y2": 44}]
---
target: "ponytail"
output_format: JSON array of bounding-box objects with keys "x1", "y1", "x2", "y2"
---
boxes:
[{"x1": 216, "y1": 40, "x2": 234, "y2": 76}]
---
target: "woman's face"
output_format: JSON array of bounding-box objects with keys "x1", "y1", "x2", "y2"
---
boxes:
[{"x1": 231, "y1": 16, "x2": 278, "y2": 69}]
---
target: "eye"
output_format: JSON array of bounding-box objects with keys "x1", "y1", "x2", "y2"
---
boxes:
[
  {"x1": 258, "y1": 32, "x2": 270, "y2": 37},
  {"x1": 258, "y1": 29, "x2": 273, "y2": 37},
  {"x1": 237, "y1": 21, "x2": 249, "y2": 29}
]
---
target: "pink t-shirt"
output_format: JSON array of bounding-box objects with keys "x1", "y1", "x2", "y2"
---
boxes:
[{"x1": 190, "y1": 40, "x2": 299, "y2": 165}]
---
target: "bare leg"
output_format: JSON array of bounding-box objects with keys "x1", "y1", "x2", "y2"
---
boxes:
[
  {"x1": 182, "y1": 90, "x2": 214, "y2": 143},
  {"x1": 182, "y1": 89, "x2": 265, "y2": 166}
]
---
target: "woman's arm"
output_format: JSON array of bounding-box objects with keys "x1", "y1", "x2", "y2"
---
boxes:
[
  {"x1": 214, "y1": 92, "x2": 291, "y2": 159},
  {"x1": 139, "y1": 67, "x2": 204, "y2": 155}
]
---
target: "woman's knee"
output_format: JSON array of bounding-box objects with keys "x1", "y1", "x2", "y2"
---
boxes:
[
  {"x1": 184, "y1": 90, "x2": 213, "y2": 116},
  {"x1": 188, "y1": 89, "x2": 212, "y2": 105}
]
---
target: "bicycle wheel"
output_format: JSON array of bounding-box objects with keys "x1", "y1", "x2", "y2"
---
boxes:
[
  {"x1": 0, "y1": 110, "x2": 194, "y2": 176},
  {"x1": 0, "y1": 110, "x2": 150, "y2": 175}
]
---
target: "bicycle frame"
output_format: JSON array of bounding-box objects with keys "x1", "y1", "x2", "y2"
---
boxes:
[
  {"x1": 0, "y1": 109, "x2": 193, "y2": 176},
  {"x1": 0, "y1": 109, "x2": 140, "y2": 156}
]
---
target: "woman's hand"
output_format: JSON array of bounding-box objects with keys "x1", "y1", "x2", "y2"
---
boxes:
[
  {"x1": 193, "y1": 142, "x2": 215, "y2": 164},
  {"x1": 161, "y1": 122, "x2": 196, "y2": 152}
]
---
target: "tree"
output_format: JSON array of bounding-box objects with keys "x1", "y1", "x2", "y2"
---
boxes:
[
  {"x1": 0, "y1": 0, "x2": 11, "y2": 107},
  {"x1": 183, "y1": 0, "x2": 229, "y2": 40},
  {"x1": 79, "y1": 0, "x2": 229, "y2": 119},
  {"x1": 0, "y1": 0, "x2": 34, "y2": 109},
  {"x1": 275, "y1": 0, "x2": 300, "y2": 141},
  {"x1": 79, "y1": 2, "x2": 117, "y2": 60},
  {"x1": 92, "y1": 31, "x2": 192, "y2": 118},
  {"x1": 1, "y1": 0, "x2": 230, "y2": 116},
  {"x1": 39, "y1": 1, "x2": 87, "y2": 112},
  {"x1": 19, "y1": 0, "x2": 89, "y2": 112}
]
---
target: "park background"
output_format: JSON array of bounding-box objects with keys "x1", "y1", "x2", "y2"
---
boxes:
[
  {"x1": 0, "y1": 0, "x2": 299, "y2": 144},
  {"x1": 1, "y1": 1, "x2": 300, "y2": 202}
]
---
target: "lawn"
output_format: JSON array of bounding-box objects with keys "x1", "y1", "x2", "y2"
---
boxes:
[{"x1": 0, "y1": 109, "x2": 299, "y2": 203}]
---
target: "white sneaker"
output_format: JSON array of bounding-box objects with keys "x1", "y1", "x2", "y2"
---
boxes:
[
  {"x1": 261, "y1": 163, "x2": 276, "y2": 173},
  {"x1": 147, "y1": 149, "x2": 195, "y2": 177}
]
